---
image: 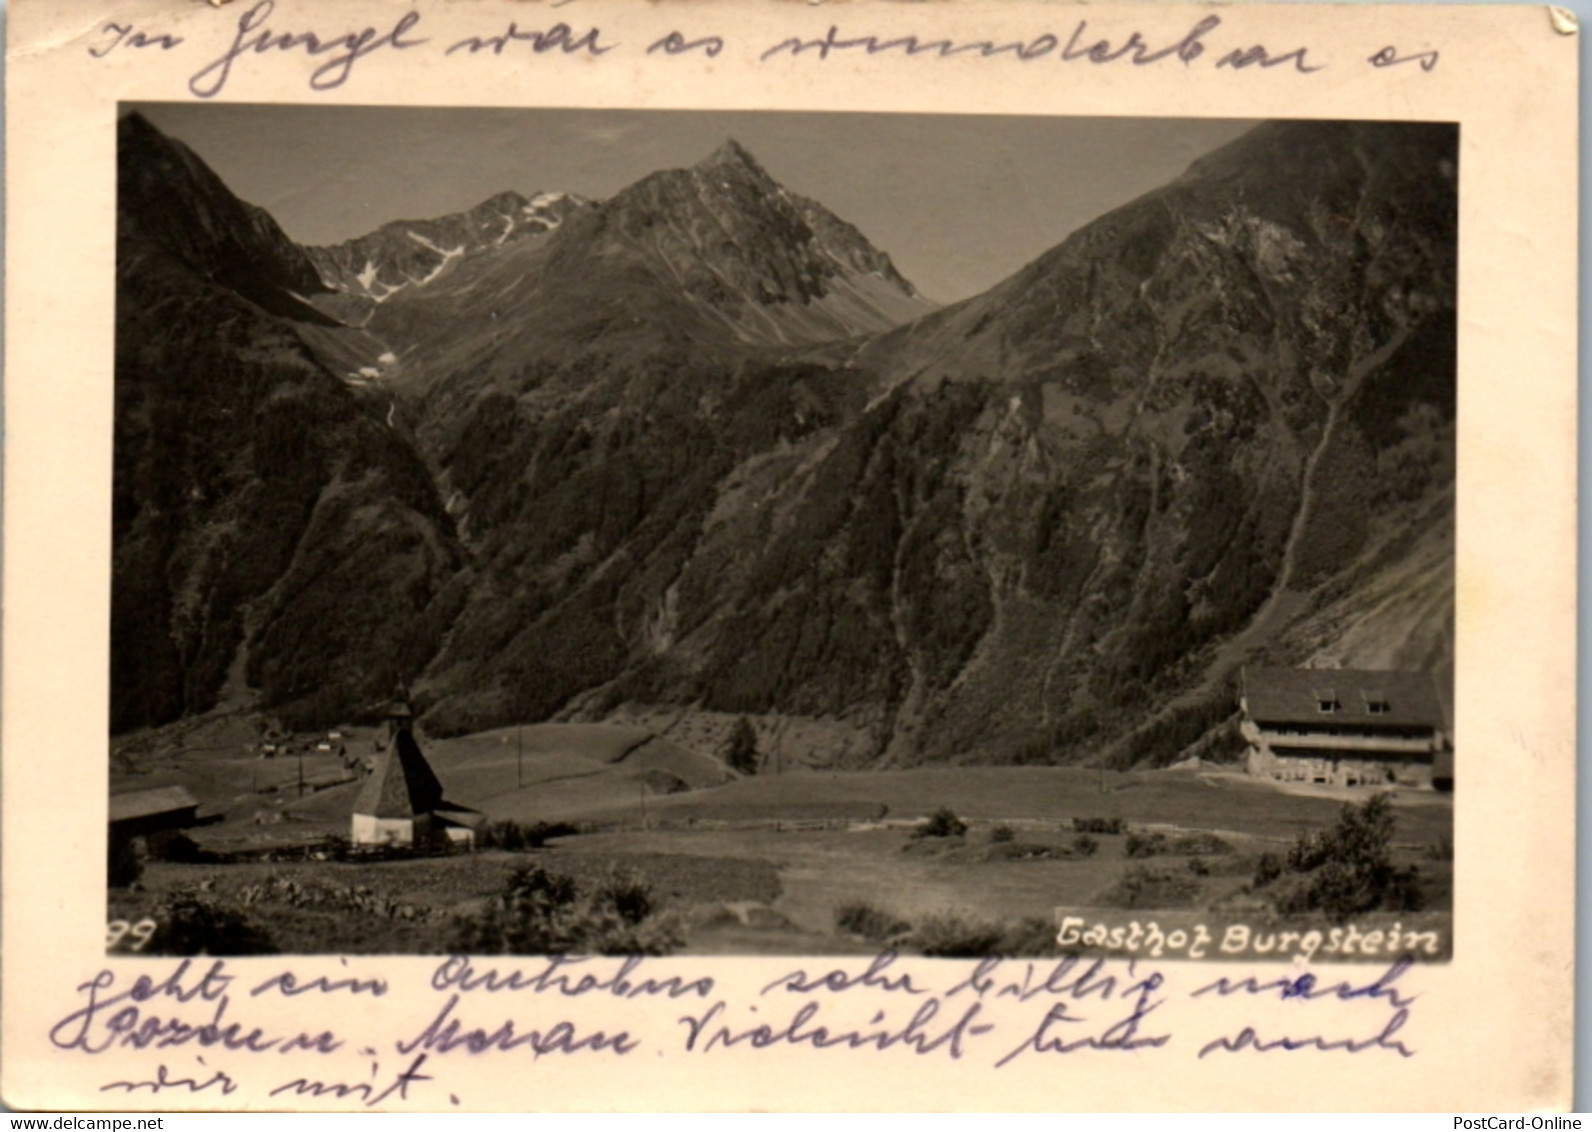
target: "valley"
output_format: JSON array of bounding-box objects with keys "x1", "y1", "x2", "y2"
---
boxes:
[{"x1": 109, "y1": 108, "x2": 1457, "y2": 957}]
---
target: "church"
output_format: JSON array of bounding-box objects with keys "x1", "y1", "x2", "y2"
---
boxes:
[{"x1": 350, "y1": 698, "x2": 449, "y2": 847}]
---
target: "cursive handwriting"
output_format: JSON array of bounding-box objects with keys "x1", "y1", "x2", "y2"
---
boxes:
[
  {"x1": 760, "y1": 16, "x2": 1321, "y2": 73},
  {"x1": 89, "y1": 23, "x2": 182, "y2": 58},
  {"x1": 432, "y1": 954, "x2": 713, "y2": 1000},
  {"x1": 678, "y1": 997, "x2": 990, "y2": 1058},
  {"x1": 251, "y1": 966, "x2": 388, "y2": 999},
  {"x1": 82, "y1": 5, "x2": 1451, "y2": 93},
  {"x1": 1189, "y1": 958, "x2": 1418, "y2": 1011},
  {"x1": 761, "y1": 951, "x2": 925, "y2": 997},
  {"x1": 188, "y1": 0, "x2": 426, "y2": 98},
  {"x1": 446, "y1": 22, "x2": 613, "y2": 58},
  {"x1": 994, "y1": 970, "x2": 1170, "y2": 1066},
  {"x1": 1197, "y1": 1009, "x2": 1415, "y2": 1058},
  {"x1": 51, "y1": 952, "x2": 1432, "y2": 1107},
  {"x1": 100, "y1": 1059, "x2": 239, "y2": 1095},
  {"x1": 50, "y1": 962, "x2": 340, "y2": 1056},
  {"x1": 396, "y1": 995, "x2": 639, "y2": 1058},
  {"x1": 272, "y1": 1054, "x2": 435, "y2": 1107}
]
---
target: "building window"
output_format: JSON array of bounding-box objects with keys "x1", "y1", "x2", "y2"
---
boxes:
[
  {"x1": 1314, "y1": 688, "x2": 1340, "y2": 713},
  {"x1": 1364, "y1": 691, "x2": 1390, "y2": 715}
]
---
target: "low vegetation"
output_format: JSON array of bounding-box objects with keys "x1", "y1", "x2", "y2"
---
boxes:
[
  {"x1": 1071, "y1": 816, "x2": 1126, "y2": 835},
  {"x1": 1097, "y1": 864, "x2": 1203, "y2": 909},
  {"x1": 475, "y1": 819, "x2": 580, "y2": 851},
  {"x1": 834, "y1": 900, "x2": 911, "y2": 942},
  {"x1": 449, "y1": 864, "x2": 682, "y2": 955},
  {"x1": 143, "y1": 891, "x2": 278, "y2": 956},
  {"x1": 1252, "y1": 794, "x2": 1425, "y2": 922},
  {"x1": 912, "y1": 806, "x2": 968, "y2": 839},
  {"x1": 1124, "y1": 831, "x2": 1232, "y2": 859}
]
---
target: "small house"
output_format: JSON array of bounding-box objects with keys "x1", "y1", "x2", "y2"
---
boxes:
[{"x1": 1239, "y1": 666, "x2": 1449, "y2": 790}]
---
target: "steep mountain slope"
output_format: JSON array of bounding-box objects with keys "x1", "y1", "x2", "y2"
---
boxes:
[
  {"x1": 113, "y1": 114, "x2": 464, "y2": 733},
  {"x1": 113, "y1": 117, "x2": 1454, "y2": 773},
  {"x1": 407, "y1": 121, "x2": 1455, "y2": 769}
]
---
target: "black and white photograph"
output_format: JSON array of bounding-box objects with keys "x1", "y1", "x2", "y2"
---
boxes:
[{"x1": 107, "y1": 104, "x2": 1457, "y2": 961}]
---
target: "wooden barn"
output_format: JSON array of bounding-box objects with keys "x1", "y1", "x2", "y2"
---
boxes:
[
  {"x1": 1238, "y1": 667, "x2": 1450, "y2": 790},
  {"x1": 109, "y1": 785, "x2": 200, "y2": 841}
]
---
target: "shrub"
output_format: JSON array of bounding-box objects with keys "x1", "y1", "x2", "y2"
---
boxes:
[
  {"x1": 990, "y1": 824, "x2": 1016, "y2": 844},
  {"x1": 912, "y1": 806, "x2": 968, "y2": 840},
  {"x1": 1268, "y1": 794, "x2": 1426, "y2": 923},
  {"x1": 476, "y1": 820, "x2": 580, "y2": 851},
  {"x1": 1072, "y1": 816, "x2": 1126, "y2": 835},
  {"x1": 146, "y1": 891, "x2": 277, "y2": 956},
  {"x1": 449, "y1": 864, "x2": 681, "y2": 955},
  {"x1": 721, "y1": 716, "x2": 759, "y2": 776},
  {"x1": 1425, "y1": 835, "x2": 1454, "y2": 862},
  {"x1": 1071, "y1": 834, "x2": 1100, "y2": 858},
  {"x1": 998, "y1": 917, "x2": 1065, "y2": 957},
  {"x1": 834, "y1": 901, "x2": 911, "y2": 942},
  {"x1": 1124, "y1": 832, "x2": 1166, "y2": 859},
  {"x1": 913, "y1": 912, "x2": 1008, "y2": 957},
  {"x1": 1125, "y1": 831, "x2": 1230, "y2": 858},
  {"x1": 1252, "y1": 851, "x2": 1284, "y2": 888},
  {"x1": 1187, "y1": 858, "x2": 1211, "y2": 877}
]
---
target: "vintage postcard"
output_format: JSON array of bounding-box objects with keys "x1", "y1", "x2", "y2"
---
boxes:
[{"x1": 2, "y1": 0, "x2": 1577, "y2": 1112}]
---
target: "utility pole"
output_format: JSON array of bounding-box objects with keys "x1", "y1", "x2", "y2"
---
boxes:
[
  {"x1": 517, "y1": 725, "x2": 524, "y2": 789},
  {"x1": 297, "y1": 744, "x2": 305, "y2": 798}
]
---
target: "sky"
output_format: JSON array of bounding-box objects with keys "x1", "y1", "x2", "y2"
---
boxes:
[{"x1": 131, "y1": 103, "x2": 1255, "y2": 303}]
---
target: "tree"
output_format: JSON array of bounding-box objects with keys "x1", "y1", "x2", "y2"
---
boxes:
[{"x1": 722, "y1": 716, "x2": 759, "y2": 776}]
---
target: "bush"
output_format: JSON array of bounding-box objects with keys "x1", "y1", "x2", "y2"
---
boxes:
[
  {"x1": 1252, "y1": 851, "x2": 1284, "y2": 888},
  {"x1": 1267, "y1": 794, "x2": 1425, "y2": 923},
  {"x1": 834, "y1": 901, "x2": 911, "y2": 942},
  {"x1": 1187, "y1": 858, "x2": 1211, "y2": 877},
  {"x1": 1124, "y1": 832, "x2": 1166, "y2": 858},
  {"x1": 912, "y1": 806, "x2": 968, "y2": 839},
  {"x1": 913, "y1": 913, "x2": 1008, "y2": 957},
  {"x1": 146, "y1": 890, "x2": 277, "y2": 955},
  {"x1": 476, "y1": 820, "x2": 580, "y2": 852},
  {"x1": 1425, "y1": 835, "x2": 1454, "y2": 862},
  {"x1": 721, "y1": 716, "x2": 759, "y2": 776},
  {"x1": 1071, "y1": 834, "x2": 1100, "y2": 858},
  {"x1": 1126, "y1": 831, "x2": 1231, "y2": 858},
  {"x1": 1072, "y1": 816, "x2": 1126, "y2": 835},
  {"x1": 449, "y1": 864, "x2": 681, "y2": 955},
  {"x1": 989, "y1": 824, "x2": 1016, "y2": 844}
]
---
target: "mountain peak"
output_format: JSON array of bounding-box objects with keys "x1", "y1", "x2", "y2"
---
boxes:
[{"x1": 697, "y1": 138, "x2": 769, "y2": 179}]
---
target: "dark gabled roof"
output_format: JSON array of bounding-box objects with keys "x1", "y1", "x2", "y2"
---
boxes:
[
  {"x1": 352, "y1": 729, "x2": 443, "y2": 818},
  {"x1": 1240, "y1": 666, "x2": 1445, "y2": 729},
  {"x1": 109, "y1": 785, "x2": 200, "y2": 824}
]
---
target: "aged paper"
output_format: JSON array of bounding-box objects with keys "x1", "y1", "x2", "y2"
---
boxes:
[{"x1": 2, "y1": 0, "x2": 1577, "y2": 1112}]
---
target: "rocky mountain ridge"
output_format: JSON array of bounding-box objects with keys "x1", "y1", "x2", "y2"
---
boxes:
[{"x1": 113, "y1": 115, "x2": 1455, "y2": 770}]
